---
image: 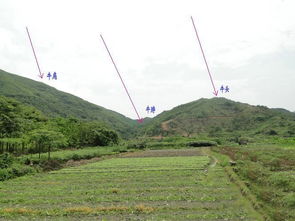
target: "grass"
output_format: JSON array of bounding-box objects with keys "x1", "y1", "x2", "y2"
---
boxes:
[
  {"x1": 20, "y1": 145, "x2": 128, "y2": 162},
  {"x1": 213, "y1": 144, "x2": 295, "y2": 221},
  {"x1": 0, "y1": 149, "x2": 263, "y2": 220},
  {"x1": 0, "y1": 146, "x2": 129, "y2": 182}
]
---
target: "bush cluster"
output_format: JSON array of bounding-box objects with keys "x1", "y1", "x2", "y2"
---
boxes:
[{"x1": 186, "y1": 140, "x2": 217, "y2": 147}]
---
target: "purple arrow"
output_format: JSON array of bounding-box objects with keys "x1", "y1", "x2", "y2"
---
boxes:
[
  {"x1": 26, "y1": 27, "x2": 44, "y2": 79},
  {"x1": 100, "y1": 34, "x2": 143, "y2": 123},
  {"x1": 191, "y1": 16, "x2": 218, "y2": 96}
]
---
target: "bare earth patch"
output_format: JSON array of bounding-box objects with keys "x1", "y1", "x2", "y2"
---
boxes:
[{"x1": 121, "y1": 148, "x2": 204, "y2": 158}]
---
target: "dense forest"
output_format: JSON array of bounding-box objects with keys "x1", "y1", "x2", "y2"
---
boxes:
[{"x1": 0, "y1": 95, "x2": 119, "y2": 156}]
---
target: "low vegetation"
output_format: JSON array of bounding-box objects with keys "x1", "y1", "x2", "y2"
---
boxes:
[
  {"x1": 0, "y1": 149, "x2": 263, "y2": 220},
  {"x1": 0, "y1": 146, "x2": 128, "y2": 181},
  {"x1": 213, "y1": 145, "x2": 295, "y2": 221}
]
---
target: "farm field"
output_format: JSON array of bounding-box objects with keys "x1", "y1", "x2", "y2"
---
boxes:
[
  {"x1": 0, "y1": 149, "x2": 263, "y2": 220},
  {"x1": 214, "y1": 145, "x2": 295, "y2": 220}
]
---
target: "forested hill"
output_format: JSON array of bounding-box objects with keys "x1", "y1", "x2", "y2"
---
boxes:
[
  {"x1": 142, "y1": 97, "x2": 295, "y2": 137},
  {"x1": 1, "y1": 69, "x2": 295, "y2": 139},
  {"x1": 0, "y1": 69, "x2": 136, "y2": 137}
]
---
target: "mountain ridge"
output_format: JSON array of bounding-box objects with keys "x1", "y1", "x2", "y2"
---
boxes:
[
  {"x1": 1, "y1": 69, "x2": 295, "y2": 139},
  {"x1": 142, "y1": 97, "x2": 295, "y2": 137},
  {"x1": 0, "y1": 69, "x2": 137, "y2": 137}
]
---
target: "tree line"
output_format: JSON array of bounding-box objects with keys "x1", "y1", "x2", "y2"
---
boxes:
[{"x1": 0, "y1": 96, "x2": 119, "y2": 157}]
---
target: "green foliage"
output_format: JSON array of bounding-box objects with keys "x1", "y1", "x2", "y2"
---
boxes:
[
  {"x1": 0, "y1": 153, "x2": 37, "y2": 181},
  {"x1": 265, "y1": 129, "x2": 278, "y2": 135},
  {"x1": 27, "y1": 129, "x2": 67, "y2": 150},
  {"x1": 0, "y1": 95, "x2": 45, "y2": 138},
  {"x1": 21, "y1": 146, "x2": 127, "y2": 163},
  {"x1": 0, "y1": 153, "x2": 263, "y2": 220},
  {"x1": 0, "y1": 165, "x2": 36, "y2": 181},
  {"x1": 0, "y1": 69, "x2": 137, "y2": 138},
  {"x1": 46, "y1": 119, "x2": 119, "y2": 147},
  {"x1": 214, "y1": 145, "x2": 295, "y2": 220},
  {"x1": 127, "y1": 140, "x2": 147, "y2": 149},
  {"x1": 0, "y1": 153, "x2": 13, "y2": 169},
  {"x1": 0, "y1": 96, "x2": 120, "y2": 155},
  {"x1": 1, "y1": 69, "x2": 295, "y2": 142},
  {"x1": 90, "y1": 128, "x2": 119, "y2": 146},
  {"x1": 1, "y1": 146, "x2": 128, "y2": 181},
  {"x1": 141, "y1": 97, "x2": 295, "y2": 139},
  {"x1": 237, "y1": 137, "x2": 250, "y2": 145},
  {"x1": 186, "y1": 140, "x2": 217, "y2": 147},
  {"x1": 75, "y1": 122, "x2": 118, "y2": 146}
]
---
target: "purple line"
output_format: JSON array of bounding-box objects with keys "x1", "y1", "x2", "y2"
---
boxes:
[
  {"x1": 26, "y1": 27, "x2": 43, "y2": 78},
  {"x1": 100, "y1": 34, "x2": 143, "y2": 122},
  {"x1": 191, "y1": 16, "x2": 218, "y2": 96}
]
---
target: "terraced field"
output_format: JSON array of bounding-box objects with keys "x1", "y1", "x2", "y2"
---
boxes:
[{"x1": 0, "y1": 149, "x2": 263, "y2": 220}]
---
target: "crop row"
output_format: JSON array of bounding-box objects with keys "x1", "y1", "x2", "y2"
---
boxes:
[{"x1": 0, "y1": 154, "x2": 262, "y2": 220}]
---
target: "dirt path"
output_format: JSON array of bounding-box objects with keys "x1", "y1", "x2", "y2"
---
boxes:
[
  {"x1": 161, "y1": 119, "x2": 173, "y2": 131},
  {"x1": 199, "y1": 147, "x2": 218, "y2": 168},
  {"x1": 209, "y1": 155, "x2": 218, "y2": 168}
]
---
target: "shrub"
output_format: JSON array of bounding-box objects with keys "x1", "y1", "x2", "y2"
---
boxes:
[
  {"x1": 0, "y1": 165, "x2": 36, "y2": 181},
  {"x1": 238, "y1": 137, "x2": 249, "y2": 145},
  {"x1": 11, "y1": 164, "x2": 35, "y2": 177},
  {"x1": 0, "y1": 153, "x2": 13, "y2": 169},
  {"x1": 282, "y1": 193, "x2": 295, "y2": 207},
  {"x1": 236, "y1": 160, "x2": 269, "y2": 183},
  {"x1": 92, "y1": 128, "x2": 119, "y2": 146},
  {"x1": 127, "y1": 140, "x2": 147, "y2": 149},
  {"x1": 186, "y1": 140, "x2": 217, "y2": 147},
  {"x1": 268, "y1": 173, "x2": 295, "y2": 191},
  {"x1": 266, "y1": 129, "x2": 278, "y2": 136},
  {"x1": 72, "y1": 154, "x2": 81, "y2": 161},
  {"x1": 0, "y1": 168, "x2": 11, "y2": 181}
]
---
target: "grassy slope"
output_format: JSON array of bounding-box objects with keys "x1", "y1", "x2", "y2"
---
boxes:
[
  {"x1": 142, "y1": 97, "x2": 295, "y2": 137},
  {"x1": 213, "y1": 145, "x2": 295, "y2": 220},
  {"x1": 0, "y1": 69, "x2": 137, "y2": 137}
]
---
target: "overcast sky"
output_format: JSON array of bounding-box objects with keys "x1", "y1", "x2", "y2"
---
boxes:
[{"x1": 1, "y1": 0, "x2": 295, "y2": 119}]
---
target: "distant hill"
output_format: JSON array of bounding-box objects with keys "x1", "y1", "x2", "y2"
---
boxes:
[
  {"x1": 2, "y1": 69, "x2": 294, "y2": 139},
  {"x1": 0, "y1": 69, "x2": 137, "y2": 137},
  {"x1": 142, "y1": 97, "x2": 295, "y2": 137}
]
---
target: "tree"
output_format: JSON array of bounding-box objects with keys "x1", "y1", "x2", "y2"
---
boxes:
[
  {"x1": 91, "y1": 128, "x2": 119, "y2": 146},
  {"x1": 0, "y1": 113, "x2": 21, "y2": 137},
  {"x1": 27, "y1": 129, "x2": 67, "y2": 159},
  {"x1": 0, "y1": 96, "x2": 45, "y2": 138},
  {"x1": 75, "y1": 122, "x2": 119, "y2": 147}
]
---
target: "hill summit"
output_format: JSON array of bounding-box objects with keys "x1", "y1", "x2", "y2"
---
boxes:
[
  {"x1": 1, "y1": 69, "x2": 294, "y2": 139},
  {"x1": 142, "y1": 97, "x2": 295, "y2": 137}
]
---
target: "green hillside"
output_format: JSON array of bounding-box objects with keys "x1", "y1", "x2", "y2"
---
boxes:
[
  {"x1": 0, "y1": 69, "x2": 137, "y2": 137},
  {"x1": 0, "y1": 95, "x2": 45, "y2": 138},
  {"x1": 142, "y1": 97, "x2": 295, "y2": 138},
  {"x1": 1, "y1": 69, "x2": 294, "y2": 140}
]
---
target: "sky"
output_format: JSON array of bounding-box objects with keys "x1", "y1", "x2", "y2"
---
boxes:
[{"x1": 0, "y1": 0, "x2": 295, "y2": 120}]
